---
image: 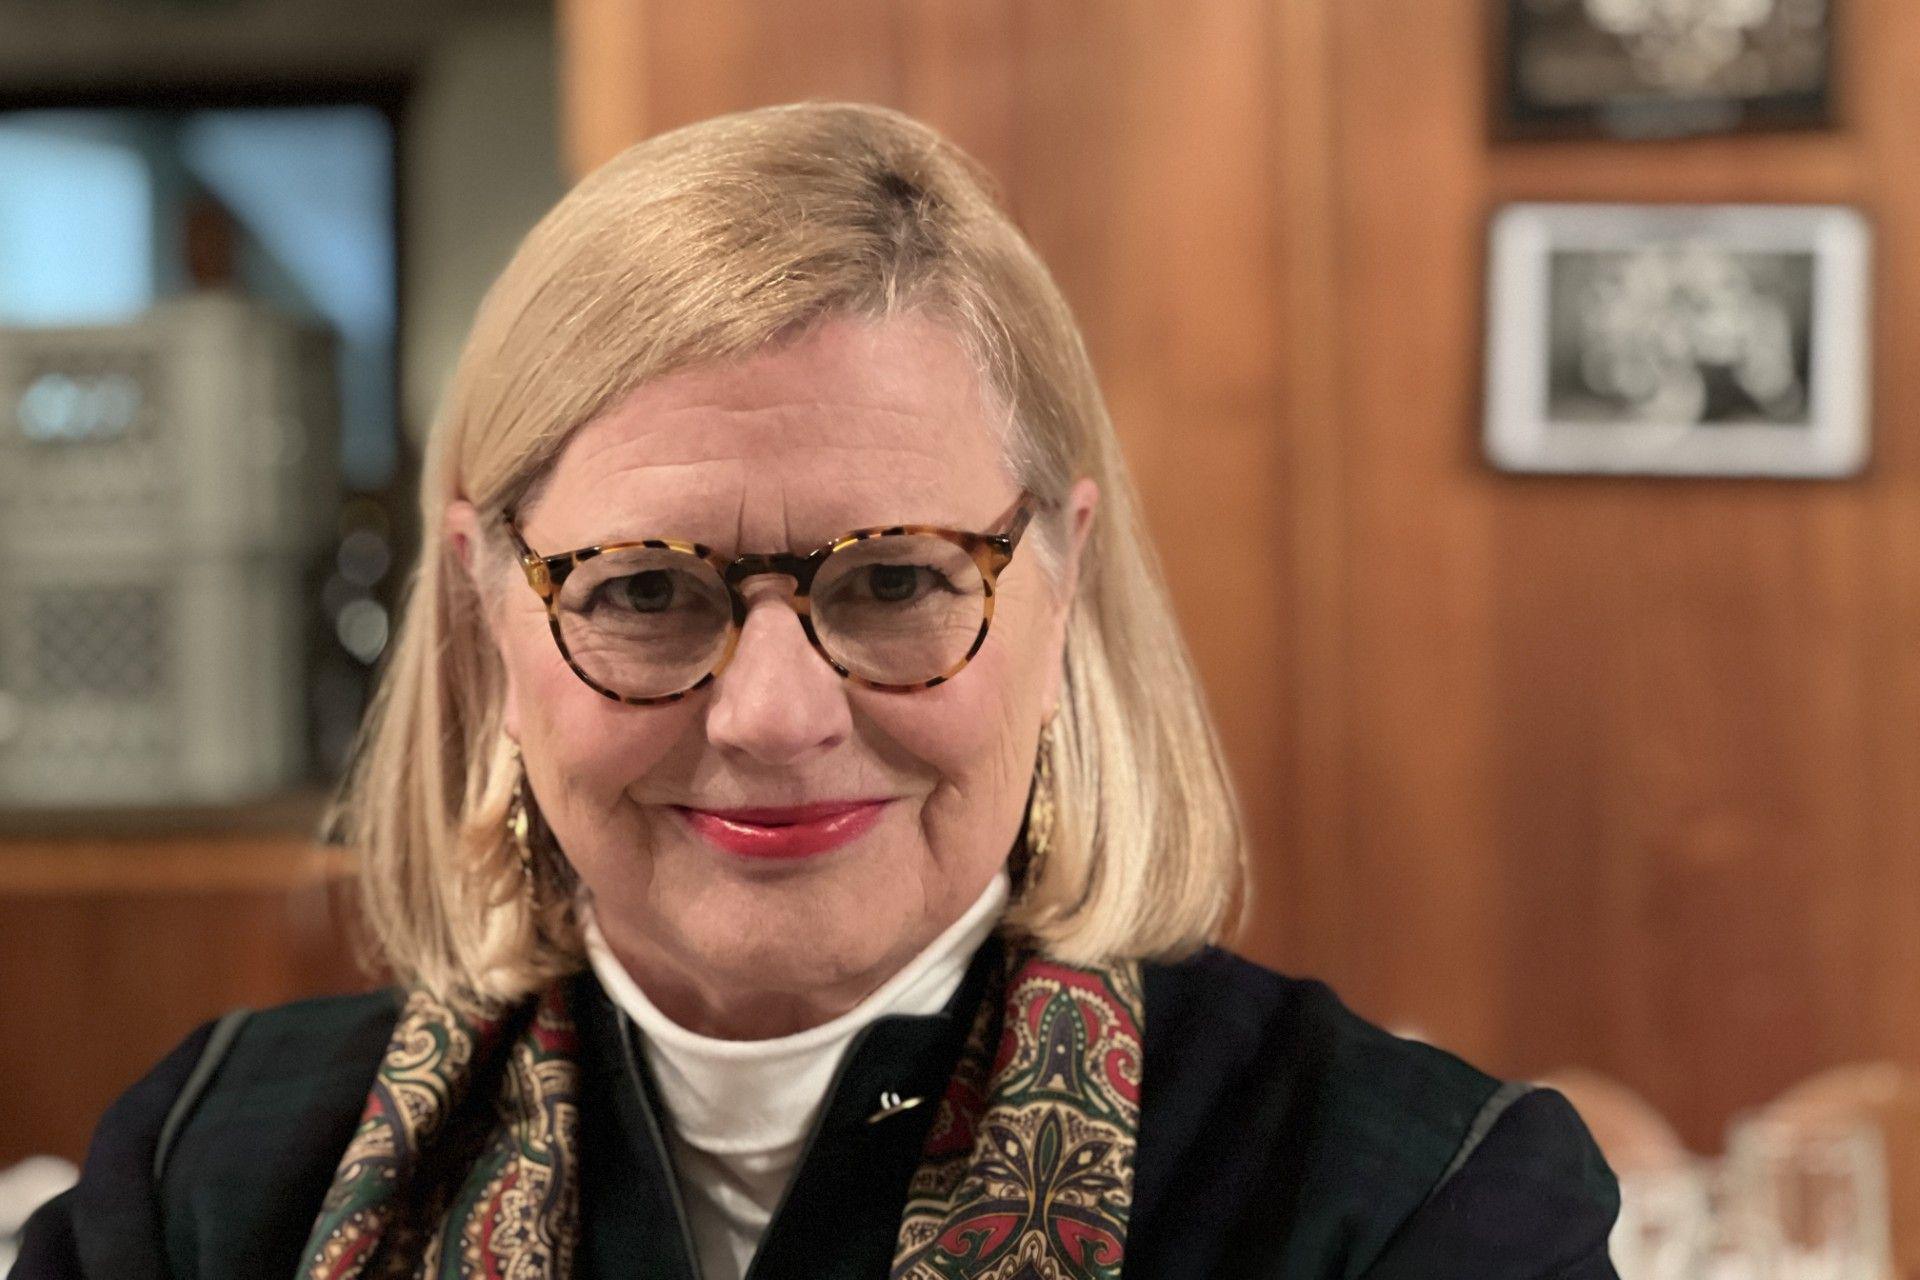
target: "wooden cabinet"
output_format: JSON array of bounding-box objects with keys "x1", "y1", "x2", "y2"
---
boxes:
[{"x1": 0, "y1": 815, "x2": 366, "y2": 1164}]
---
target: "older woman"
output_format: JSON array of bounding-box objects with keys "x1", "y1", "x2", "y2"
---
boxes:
[{"x1": 19, "y1": 103, "x2": 1617, "y2": 1280}]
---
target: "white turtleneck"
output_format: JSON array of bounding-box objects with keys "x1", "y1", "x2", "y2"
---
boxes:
[{"x1": 581, "y1": 870, "x2": 1010, "y2": 1280}]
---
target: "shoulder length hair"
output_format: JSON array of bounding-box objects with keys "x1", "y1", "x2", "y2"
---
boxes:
[{"x1": 330, "y1": 101, "x2": 1247, "y2": 1009}]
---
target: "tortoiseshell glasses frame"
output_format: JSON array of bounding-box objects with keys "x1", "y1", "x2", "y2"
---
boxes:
[{"x1": 500, "y1": 490, "x2": 1040, "y2": 705}]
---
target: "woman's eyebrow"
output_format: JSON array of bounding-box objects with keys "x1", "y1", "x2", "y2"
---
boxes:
[{"x1": 556, "y1": 514, "x2": 908, "y2": 554}]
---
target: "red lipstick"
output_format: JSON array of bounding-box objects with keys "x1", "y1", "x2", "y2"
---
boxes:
[{"x1": 674, "y1": 799, "x2": 890, "y2": 860}]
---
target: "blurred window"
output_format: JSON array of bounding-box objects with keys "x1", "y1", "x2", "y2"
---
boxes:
[
  {"x1": 0, "y1": 103, "x2": 399, "y2": 487},
  {"x1": 0, "y1": 121, "x2": 155, "y2": 327}
]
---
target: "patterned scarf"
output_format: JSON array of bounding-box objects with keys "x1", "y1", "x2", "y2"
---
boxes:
[{"x1": 298, "y1": 946, "x2": 1144, "y2": 1280}]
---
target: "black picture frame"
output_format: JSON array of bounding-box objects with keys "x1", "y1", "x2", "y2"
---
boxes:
[{"x1": 1494, "y1": 0, "x2": 1836, "y2": 141}]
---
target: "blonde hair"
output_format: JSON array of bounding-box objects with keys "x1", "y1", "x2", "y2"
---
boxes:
[{"x1": 329, "y1": 101, "x2": 1248, "y2": 1008}]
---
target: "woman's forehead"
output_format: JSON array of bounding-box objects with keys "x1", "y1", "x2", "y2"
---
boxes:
[
  {"x1": 531, "y1": 457, "x2": 1011, "y2": 551},
  {"x1": 522, "y1": 316, "x2": 1015, "y2": 548}
]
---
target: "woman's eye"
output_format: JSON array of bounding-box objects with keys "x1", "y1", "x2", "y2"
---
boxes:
[
  {"x1": 853, "y1": 563, "x2": 959, "y2": 604},
  {"x1": 614, "y1": 570, "x2": 675, "y2": 612},
  {"x1": 865, "y1": 564, "x2": 923, "y2": 602}
]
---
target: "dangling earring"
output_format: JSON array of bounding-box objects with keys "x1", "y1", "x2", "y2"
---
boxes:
[
  {"x1": 1017, "y1": 715, "x2": 1058, "y2": 894},
  {"x1": 506, "y1": 745, "x2": 551, "y2": 905}
]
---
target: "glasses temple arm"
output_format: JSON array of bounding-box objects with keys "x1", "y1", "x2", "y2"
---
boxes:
[
  {"x1": 499, "y1": 510, "x2": 540, "y2": 561},
  {"x1": 1000, "y1": 492, "x2": 1039, "y2": 548}
]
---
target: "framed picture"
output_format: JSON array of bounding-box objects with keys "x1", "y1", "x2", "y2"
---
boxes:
[
  {"x1": 1484, "y1": 203, "x2": 1871, "y2": 479},
  {"x1": 1496, "y1": 0, "x2": 1835, "y2": 140}
]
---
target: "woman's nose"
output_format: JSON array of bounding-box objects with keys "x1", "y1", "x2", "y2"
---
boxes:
[{"x1": 703, "y1": 583, "x2": 852, "y2": 764}]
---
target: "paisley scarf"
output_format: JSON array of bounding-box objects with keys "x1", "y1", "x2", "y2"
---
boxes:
[{"x1": 298, "y1": 946, "x2": 1144, "y2": 1280}]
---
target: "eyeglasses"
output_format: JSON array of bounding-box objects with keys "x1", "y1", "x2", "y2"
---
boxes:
[{"x1": 501, "y1": 491, "x2": 1039, "y2": 705}]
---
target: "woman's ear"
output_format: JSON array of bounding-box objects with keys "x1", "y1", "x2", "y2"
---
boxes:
[
  {"x1": 444, "y1": 498, "x2": 485, "y2": 581},
  {"x1": 444, "y1": 498, "x2": 523, "y2": 743},
  {"x1": 1058, "y1": 477, "x2": 1099, "y2": 604},
  {"x1": 1039, "y1": 477, "x2": 1099, "y2": 721}
]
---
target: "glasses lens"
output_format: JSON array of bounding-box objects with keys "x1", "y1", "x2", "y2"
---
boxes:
[
  {"x1": 811, "y1": 534, "x2": 989, "y2": 685},
  {"x1": 553, "y1": 547, "x2": 732, "y2": 699}
]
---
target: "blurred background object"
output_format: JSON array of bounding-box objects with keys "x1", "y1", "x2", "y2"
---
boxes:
[
  {"x1": 1499, "y1": 0, "x2": 1835, "y2": 139},
  {"x1": 1553, "y1": 1066, "x2": 1903, "y2": 1276},
  {"x1": 0, "y1": 0, "x2": 563, "y2": 1168},
  {"x1": 1764, "y1": 1064, "x2": 1920, "y2": 1277},
  {"x1": 0, "y1": 1155, "x2": 78, "y2": 1273},
  {"x1": 1484, "y1": 201, "x2": 1871, "y2": 477},
  {"x1": 0, "y1": 292, "x2": 339, "y2": 808},
  {"x1": 1714, "y1": 1109, "x2": 1891, "y2": 1278},
  {"x1": 7, "y1": 10, "x2": 1920, "y2": 1279}
]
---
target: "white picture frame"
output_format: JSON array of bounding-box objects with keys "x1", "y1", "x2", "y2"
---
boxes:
[{"x1": 1484, "y1": 203, "x2": 1871, "y2": 478}]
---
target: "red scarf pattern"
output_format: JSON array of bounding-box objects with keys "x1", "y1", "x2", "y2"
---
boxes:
[{"x1": 299, "y1": 948, "x2": 1141, "y2": 1280}]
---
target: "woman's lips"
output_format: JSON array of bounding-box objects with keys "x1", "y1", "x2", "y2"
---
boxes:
[{"x1": 673, "y1": 799, "x2": 890, "y2": 860}]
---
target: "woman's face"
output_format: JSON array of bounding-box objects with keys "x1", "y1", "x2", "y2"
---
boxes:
[{"x1": 452, "y1": 312, "x2": 1096, "y2": 1036}]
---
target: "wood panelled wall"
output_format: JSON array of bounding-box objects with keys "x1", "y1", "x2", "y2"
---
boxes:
[
  {"x1": 560, "y1": 0, "x2": 1920, "y2": 1150},
  {"x1": 0, "y1": 838, "x2": 365, "y2": 1164}
]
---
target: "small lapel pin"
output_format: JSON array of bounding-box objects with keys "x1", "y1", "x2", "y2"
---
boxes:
[{"x1": 866, "y1": 1090, "x2": 926, "y2": 1124}]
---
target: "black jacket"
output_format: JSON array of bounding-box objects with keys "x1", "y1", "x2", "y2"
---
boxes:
[{"x1": 17, "y1": 943, "x2": 1619, "y2": 1278}]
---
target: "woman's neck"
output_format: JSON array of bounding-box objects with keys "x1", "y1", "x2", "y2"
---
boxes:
[
  {"x1": 585, "y1": 870, "x2": 1011, "y2": 1041},
  {"x1": 605, "y1": 951, "x2": 867, "y2": 1040}
]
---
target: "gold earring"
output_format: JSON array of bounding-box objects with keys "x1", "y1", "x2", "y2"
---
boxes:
[
  {"x1": 1019, "y1": 716, "x2": 1057, "y2": 893},
  {"x1": 506, "y1": 747, "x2": 544, "y2": 901}
]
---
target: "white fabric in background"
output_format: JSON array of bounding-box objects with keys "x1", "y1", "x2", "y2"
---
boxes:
[{"x1": 0, "y1": 1154, "x2": 79, "y2": 1274}]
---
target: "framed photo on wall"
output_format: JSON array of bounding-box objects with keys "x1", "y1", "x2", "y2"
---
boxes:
[
  {"x1": 1484, "y1": 203, "x2": 1871, "y2": 479},
  {"x1": 1496, "y1": 0, "x2": 1836, "y2": 140}
]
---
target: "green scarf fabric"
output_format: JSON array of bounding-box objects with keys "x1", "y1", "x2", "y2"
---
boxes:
[{"x1": 297, "y1": 946, "x2": 1144, "y2": 1280}]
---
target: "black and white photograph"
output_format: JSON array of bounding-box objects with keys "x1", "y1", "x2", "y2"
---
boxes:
[
  {"x1": 1497, "y1": 0, "x2": 1836, "y2": 139},
  {"x1": 1485, "y1": 203, "x2": 1870, "y2": 477}
]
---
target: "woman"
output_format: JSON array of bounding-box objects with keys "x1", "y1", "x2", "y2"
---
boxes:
[{"x1": 18, "y1": 102, "x2": 1617, "y2": 1279}]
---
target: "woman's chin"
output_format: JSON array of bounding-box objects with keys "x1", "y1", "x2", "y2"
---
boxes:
[
  {"x1": 695, "y1": 910, "x2": 893, "y2": 980},
  {"x1": 588, "y1": 833, "x2": 940, "y2": 1010}
]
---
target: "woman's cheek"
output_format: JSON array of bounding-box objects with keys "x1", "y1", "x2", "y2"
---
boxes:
[
  {"x1": 518, "y1": 665, "x2": 682, "y2": 810},
  {"x1": 862, "y1": 679, "x2": 1002, "y2": 774},
  {"x1": 568, "y1": 705, "x2": 691, "y2": 795}
]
